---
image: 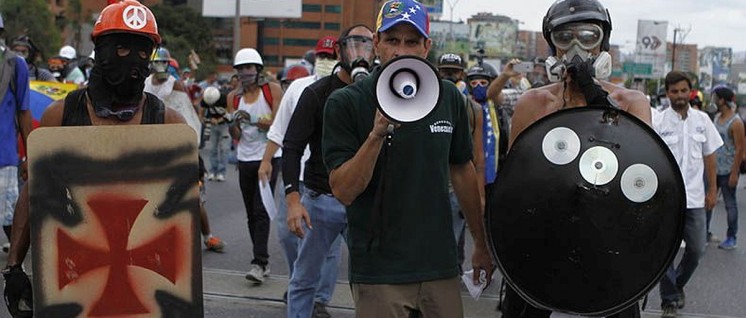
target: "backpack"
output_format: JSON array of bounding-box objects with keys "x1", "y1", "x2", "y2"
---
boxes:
[
  {"x1": 232, "y1": 84, "x2": 273, "y2": 110},
  {"x1": 0, "y1": 49, "x2": 20, "y2": 110}
]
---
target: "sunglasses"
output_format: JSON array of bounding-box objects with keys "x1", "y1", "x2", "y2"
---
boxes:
[
  {"x1": 469, "y1": 79, "x2": 489, "y2": 88},
  {"x1": 550, "y1": 23, "x2": 603, "y2": 51}
]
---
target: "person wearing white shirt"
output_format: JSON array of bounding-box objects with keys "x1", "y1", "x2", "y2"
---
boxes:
[
  {"x1": 652, "y1": 71, "x2": 723, "y2": 317},
  {"x1": 256, "y1": 36, "x2": 339, "y2": 307}
]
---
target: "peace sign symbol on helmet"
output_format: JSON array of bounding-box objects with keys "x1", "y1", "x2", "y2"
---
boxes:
[{"x1": 122, "y1": 5, "x2": 148, "y2": 30}]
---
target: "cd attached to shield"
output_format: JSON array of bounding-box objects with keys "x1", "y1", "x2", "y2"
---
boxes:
[
  {"x1": 542, "y1": 127, "x2": 581, "y2": 165},
  {"x1": 621, "y1": 164, "x2": 659, "y2": 203},
  {"x1": 578, "y1": 146, "x2": 619, "y2": 186}
]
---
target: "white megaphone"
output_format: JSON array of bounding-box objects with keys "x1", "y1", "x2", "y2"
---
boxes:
[{"x1": 374, "y1": 55, "x2": 442, "y2": 123}]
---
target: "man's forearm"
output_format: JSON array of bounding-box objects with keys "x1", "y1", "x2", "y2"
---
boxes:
[
  {"x1": 329, "y1": 133, "x2": 385, "y2": 205},
  {"x1": 450, "y1": 163, "x2": 488, "y2": 246},
  {"x1": 705, "y1": 154, "x2": 717, "y2": 191},
  {"x1": 18, "y1": 111, "x2": 32, "y2": 151},
  {"x1": 262, "y1": 141, "x2": 280, "y2": 163},
  {"x1": 7, "y1": 184, "x2": 30, "y2": 266},
  {"x1": 487, "y1": 73, "x2": 511, "y2": 103}
]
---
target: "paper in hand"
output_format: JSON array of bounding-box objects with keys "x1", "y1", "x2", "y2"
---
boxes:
[
  {"x1": 461, "y1": 269, "x2": 489, "y2": 300},
  {"x1": 259, "y1": 180, "x2": 277, "y2": 220}
]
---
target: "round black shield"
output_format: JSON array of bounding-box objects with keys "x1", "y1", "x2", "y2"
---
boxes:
[{"x1": 487, "y1": 106, "x2": 685, "y2": 316}]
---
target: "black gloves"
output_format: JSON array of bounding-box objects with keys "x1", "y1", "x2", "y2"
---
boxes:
[
  {"x1": 567, "y1": 59, "x2": 612, "y2": 107},
  {"x1": 3, "y1": 265, "x2": 33, "y2": 318}
]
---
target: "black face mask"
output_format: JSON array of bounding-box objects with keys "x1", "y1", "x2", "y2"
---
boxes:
[{"x1": 87, "y1": 34, "x2": 154, "y2": 116}]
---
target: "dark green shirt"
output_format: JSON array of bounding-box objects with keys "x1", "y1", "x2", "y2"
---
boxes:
[{"x1": 322, "y1": 67, "x2": 473, "y2": 284}]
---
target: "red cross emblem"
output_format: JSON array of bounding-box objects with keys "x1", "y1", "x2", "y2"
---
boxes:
[{"x1": 57, "y1": 194, "x2": 182, "y2": 316}]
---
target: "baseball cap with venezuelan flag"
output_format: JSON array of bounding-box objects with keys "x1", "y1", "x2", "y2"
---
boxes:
[{"x1": 376, "y1": 0, "x2": 430, "y2": 38}]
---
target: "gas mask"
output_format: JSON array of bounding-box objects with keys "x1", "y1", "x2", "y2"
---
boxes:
[
  {"x1": 339, "y1": 35, "x2": 375, "y2": 82},
  {"x1": 87, "y1": 33, "x2": 154, "y2": 119},
  {"x1": 314, "y1": 58, "x2": 337, "y2": 78},
  {"x1": 151, "y1": 60, "x2": 169, "y2": 80},
  {"x1": 546, "y1": 22, "x2": 611, "y2": 82}
]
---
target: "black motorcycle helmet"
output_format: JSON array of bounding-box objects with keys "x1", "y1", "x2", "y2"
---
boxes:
[
  {"x1": 466, "y1": 62, "x2": 498, "y2": 82},
  {"x1": 542, "y1": 0, "x2": 612, "y2": 55}
]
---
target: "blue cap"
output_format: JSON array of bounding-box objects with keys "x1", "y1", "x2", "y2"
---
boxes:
[{"x1": 376, "y1": 0, "x2": 430, "y2": 38}]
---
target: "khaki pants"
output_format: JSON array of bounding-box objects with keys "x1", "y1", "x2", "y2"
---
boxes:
[{"x1": 351, "y1": 277, "x2": 463, "y2": 318}]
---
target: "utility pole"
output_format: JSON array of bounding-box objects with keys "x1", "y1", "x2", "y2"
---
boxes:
[
  {"x1": 670, "y1": 26, "x2": 690, "y2": 72},
  {"x1": 671, "y1": 28, "x2": 678, "y2": 71},
  {"x1": 446, "y1": 0, "x2": 461, "y2": 43},
  {"x1": 233, "y1": 0, "x2": 241, "y2": 57}
]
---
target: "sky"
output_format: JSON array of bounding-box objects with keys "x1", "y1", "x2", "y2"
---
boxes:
[{"x1": 441, "y1": 0, "x2": 746, "y2": 54}]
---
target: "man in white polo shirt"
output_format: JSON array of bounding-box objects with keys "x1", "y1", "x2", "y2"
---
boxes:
[{"x1": 652, "y1": 70, "x2": 723, "y2": 317}]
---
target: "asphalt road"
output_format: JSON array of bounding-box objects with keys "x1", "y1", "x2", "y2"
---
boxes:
[{"x1": 1, "y1": 149, "x2": 745, "y2": 317}]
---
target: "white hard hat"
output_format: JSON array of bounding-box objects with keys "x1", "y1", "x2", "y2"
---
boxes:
[
  {"x1": 59, "y1": 45, "x2": 77, "y2": 60},
  {"x1": 203, "y1": 87, "x2": 220, "y2": 105},
  {"x1": 233, "y1": 48, "x2": 263, "y2": 68}
]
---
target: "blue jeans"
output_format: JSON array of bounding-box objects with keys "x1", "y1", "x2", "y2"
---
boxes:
[
  {"x1": 706, "y1": 175, "x2": 739, "y2": 239},
  {"x1": 0, "y1": 166, "x2": 18, "y2": 227},
  {"x1": 276, "y1": 182, "x2": 340, "y2": 304},
  {"x1": 274, "y1": 174, "x2": 299, "y2": 274},
  {"x1": 659, "y1": 208, "x2": 706, "y2": 305},
  {"x1": 448, "y1": 191, "x2": 465, "y2": 269},
  {"x1": 287, "y1": 188, "x2": 346, "y2": 318},
  {"x1": 208, "y1": 122, "x2": 231, "y2": 175}
]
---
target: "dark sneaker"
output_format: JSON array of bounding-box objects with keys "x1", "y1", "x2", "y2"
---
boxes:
[
  {"x1": 677, "y1": 290, "x2": 685, "y2": 309},
  {"x1": 313, "y1": 302, "x2": 331, "y2": 318},
  {"x1": 661, "y1": 303, "x2": 677, "y2": 317},
  {"x1": 707, "y1": 232, "x2": 720, "y2": 243},
  {"x1": 718, "y1": 237, "x2": 737, "y2": 250}
]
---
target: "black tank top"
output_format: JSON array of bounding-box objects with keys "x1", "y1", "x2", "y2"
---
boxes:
[{"x1": 61, "y1": 89, "x2": 165, "y2": 126}]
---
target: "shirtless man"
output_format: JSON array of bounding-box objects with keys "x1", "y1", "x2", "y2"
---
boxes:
[{"x1": 504, "y1": 0, "x2": 650, "y2": 317}]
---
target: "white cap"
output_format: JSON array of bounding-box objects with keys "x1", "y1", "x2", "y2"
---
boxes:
[{"x1": 59, "y1": 45, "x2": 77, "y2": 60}]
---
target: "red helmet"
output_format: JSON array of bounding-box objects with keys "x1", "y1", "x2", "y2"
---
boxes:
[
  {"x1": 282, "y1": 64, "x2": 311, "y2": 82},
  {"x1": 91, "y1": 0, "x2": 161, "y2": 44}
]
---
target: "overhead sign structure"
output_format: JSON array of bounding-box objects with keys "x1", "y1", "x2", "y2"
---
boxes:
[
  {"x1": 634, "y1": 20, "x2": 668, "y2": 78},
  {"x1": 623, "y1": 62, "x2": 653, "y2": 76},
  {"x1": 202, "y1": 0, "x2": 302, "y2": 18}
]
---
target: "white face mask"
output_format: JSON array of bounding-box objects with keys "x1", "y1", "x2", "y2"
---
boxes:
[
  {"x1": 314, "y1": 58, "x2": 337, "y2": 78},
  {"x1": 546, "y1": 47, "x2": 612, "y2": 82}
]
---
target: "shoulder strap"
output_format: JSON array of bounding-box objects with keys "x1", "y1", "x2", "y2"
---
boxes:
[
  {"x1": 261, "y1": 84, "x2": 273, "y2": 109},
  {"x1": 142, "y1": 92, "x2": 165, "y2": 124},
  {"x1": 61, "y1": 89, "x2": 90, "y2": 126},
  {"x1": 233, "y1": 93, "x2": 242, "y2": 109},
  {"x1": 0, "y1": 51, "x2": 18, "y2": 109}
]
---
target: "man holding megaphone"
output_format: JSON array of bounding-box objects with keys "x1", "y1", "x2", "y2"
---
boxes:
[{"x1": 322, "y1": 0, "x2": 493, "y2": 317}]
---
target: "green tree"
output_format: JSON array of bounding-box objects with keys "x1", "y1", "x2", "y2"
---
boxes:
[
  {"x1": 150, "y1": 4, "x2": 217, "y2": 79},
  {"x1": 1, "y1": 0, "x2": 62, "y2": 59}
]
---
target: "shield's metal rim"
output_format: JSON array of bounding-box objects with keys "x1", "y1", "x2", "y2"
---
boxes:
[{"x1": 485, "y1": 106, "x2": 686, "y2": 316}]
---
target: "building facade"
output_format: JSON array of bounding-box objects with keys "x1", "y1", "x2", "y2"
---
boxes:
[
  {"x1": 666, "y1": 42, "x2": 698, "y2": 75},
  {"x1": 516, "y1": 30, "x2": 550, "y2": 61}
]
